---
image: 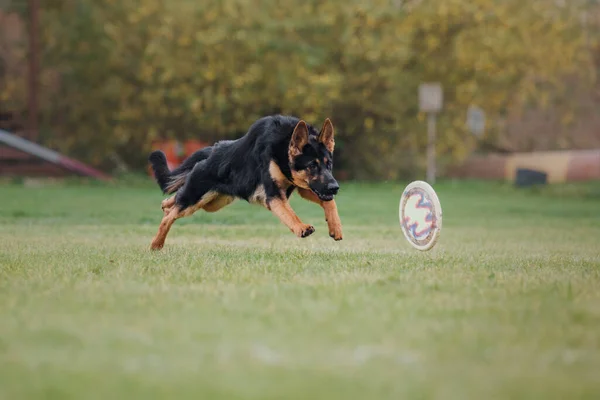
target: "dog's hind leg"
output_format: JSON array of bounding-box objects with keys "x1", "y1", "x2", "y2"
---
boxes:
[
  {"x1": 151, "y1": 206, "x2": 181, "y2": 250},
  {"x1": 297, "y1": 188, "x2": 343, "y2": 241},
  {"x1": 161, "y1": 196, "x2": 176, "y2": 215},
  {"x1": 150, "y1": 190, "x2": 219, "y2": 250},
  {"x1": 151, "y1": 161, "x2": 219, "y2": 250},
  {"x1": 203, "y1": 194, "x2": 235, "y2": 213}
]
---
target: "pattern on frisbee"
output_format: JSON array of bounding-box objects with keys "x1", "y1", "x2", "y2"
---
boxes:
[{"x1": 399, "y1": 181, "x2": 442, "y2": 251}]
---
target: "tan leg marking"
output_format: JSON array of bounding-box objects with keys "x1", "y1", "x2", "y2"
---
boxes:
[
  {"x1": 322, "y1": 200, "x2": 343, "y2": 241},
  {"x1": 203, "y1": 194, "x2": 235, "y2": 213},
  {"x1": 268, "y1": 198, "x2": 314, "y2": 238},
  {"x1": 161, "y1": 196, "x2": 176, "y2": 215},
  {"x1": 151, "y1": 206, "x2": 181, "y2": 250},
  {"x1": 298, "y1": 188, "x2": 343, "y2": 241},
  {"x1": 179, "y1": 191, "x2": 219, "y2": 217}
]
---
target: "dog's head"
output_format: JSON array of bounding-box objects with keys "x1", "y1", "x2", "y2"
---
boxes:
[{"x1": 288, "y1": 118, "x2": 339, "y2": 201}]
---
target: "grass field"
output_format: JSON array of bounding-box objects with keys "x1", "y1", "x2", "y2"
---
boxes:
[{"x1": 1, "y1": 178, "x2": 600, "y2": 399}]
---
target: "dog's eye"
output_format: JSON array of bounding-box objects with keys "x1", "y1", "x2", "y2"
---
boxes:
[{"x1": 308, "y1": 161, "x2": 318, "y2": 170}]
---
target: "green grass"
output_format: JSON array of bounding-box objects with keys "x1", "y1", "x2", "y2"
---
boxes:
[{"x1": 1, "y1": 178, "x2": 600, "y2": 399}]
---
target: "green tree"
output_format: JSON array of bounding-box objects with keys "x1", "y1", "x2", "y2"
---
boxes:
[{"x1": 2, "y1": 0, "x2": 593, "y2": 178}]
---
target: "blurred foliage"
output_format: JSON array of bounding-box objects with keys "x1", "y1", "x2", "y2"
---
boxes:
[
  {"x1": 0, "y1": 5, "x2": 26, "y2": 119},
  {"x1": 0, "y1": 0, "x2": 596, "y2": 178}
]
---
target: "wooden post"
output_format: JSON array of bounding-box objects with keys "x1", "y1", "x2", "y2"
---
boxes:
[
  {"x1": 427, "y1": 113, "x2": 436, "y2": 184},
  {"x1": 27, "y1": 0, "x2": 39, "y2": 141},
  {"x1": 419, "y1": 83, "x2": 442, "y2": 184}
]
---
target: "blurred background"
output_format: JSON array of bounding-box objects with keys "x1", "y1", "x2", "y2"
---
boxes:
[{"x1": 0, "y1": 0, "x2": 599, "y2": 182}]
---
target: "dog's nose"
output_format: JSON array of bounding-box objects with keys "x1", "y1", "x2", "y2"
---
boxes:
[{"x1": 327, "y1": 182, "x2": 339, "y2": 194}]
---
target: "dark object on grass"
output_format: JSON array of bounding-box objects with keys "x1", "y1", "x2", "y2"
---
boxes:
[{"x1": 515, "y1": 168, "x2": 547, "y2": 187}]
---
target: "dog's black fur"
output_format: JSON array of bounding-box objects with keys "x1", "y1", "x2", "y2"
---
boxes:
[{"x1": 148, "y1": 115, "x2": 343, "y2": 249}]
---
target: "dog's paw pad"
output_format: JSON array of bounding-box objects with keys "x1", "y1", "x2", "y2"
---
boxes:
[{"x1": 301, "y1": 225, "x2": 315, "y2": 238}]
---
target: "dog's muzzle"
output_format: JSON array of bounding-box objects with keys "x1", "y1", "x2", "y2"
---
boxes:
[{"x1": 313, "y1": 182, "x2": 339, "y2": 202}]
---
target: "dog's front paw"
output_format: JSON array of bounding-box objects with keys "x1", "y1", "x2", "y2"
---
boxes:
[
  {"x1": 328, "y1": 222, "x2": 343, "y2": 241},
  {"x1": 329, "y1": 230, "x2": 343, "y2": 241},
  {"x1": 295, "y1": 224, "x2": 315, "y2": 238}
]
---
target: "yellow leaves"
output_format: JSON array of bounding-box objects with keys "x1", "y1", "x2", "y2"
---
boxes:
[
  {"x1": 22, "y1": 0, "x2": 592, "y2": 176},
  {"x1": 231, "y1": 75, "x2": 245, "y2": 89},
  {"x1": 177, "y1": 36, "x2": 191, "y2": 47},
  {"x1": 438, "y1": 2, "x2": 449, "y2": 18},
  {"x1": 146, "y1": 126, "x2": 159, "y2": 141},
  {"x1": 428, "y1": 36, "x2": 442, "y2": 51},
  {"x1": 117, "y1": 107, "x2": 143, "y2": 121},
  {"x1": 0, "y1": 81, "x2": 17, "y2": 102},
  {"x1": 140, "y1": 64, "x2": 154, "y2": 81},
  {"x1": 190, "y1": 98, "x2": 202, "y2": 113},
  {"x1": 103, "y1": 22, "x2": 118, "y2": 38},
  {"x1": 365, "y1": 14, "x2": 376, "y2": 28},
  {"x1": 454, "y1": 82, "x2": 476, "y2": 104},
  {"x1": 204, "y1": 70, "x2": 216, "y2": 82},
  {"x1": 159, "y1": 69, "x2": 174, "y2": 84},
  {"x1": 538, "y1": 91, "x2": 550, "y2": 109},
  {"x1": 127, "y1": 12, "x2": 141, "y2": 24},
  {"x1": 561, "y1": 111, "x2": 575, "y2": 126},
  {"x1": 474, "y1": 10, "x2": 485, "y2": 23}
]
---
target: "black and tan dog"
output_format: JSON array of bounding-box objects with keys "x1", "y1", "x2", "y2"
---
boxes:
[{"x1": 148, "y1": 115, "x2": 343, "y2": 250}]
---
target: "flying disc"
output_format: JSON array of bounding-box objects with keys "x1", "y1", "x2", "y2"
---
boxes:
[{"x1": 399, "y1": 180, "x2": 442, "y2": 251}]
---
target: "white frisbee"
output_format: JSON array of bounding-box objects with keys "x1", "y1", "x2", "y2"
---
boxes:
[{"x1": 399, "y1": 180, "x2": 442, "y2": 251}]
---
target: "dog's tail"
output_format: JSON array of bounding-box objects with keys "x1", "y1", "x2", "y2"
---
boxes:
[
  {"x1": 148, "y1": 147, "x2": 212, "y2": 194},
  {"x1": 148, "y1": 151, "x2": 174, "y2": 194}
]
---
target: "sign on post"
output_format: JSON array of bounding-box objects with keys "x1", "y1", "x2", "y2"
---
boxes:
[
  {"x1": 419, "y1": 83, "x2": 443, "y2": 113},
  {"x1": 466, "y1": 105, "x2": 485, "y2": 137},
  {"x1": 419, "y1": 83, "x2": 443, "y2": 184}
]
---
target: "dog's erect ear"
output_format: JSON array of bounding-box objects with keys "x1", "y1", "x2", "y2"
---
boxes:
[
  {"x1": 290, "y1": 120, "x2": 309, "y2": 157},
  {"x1": 318, "y1": 118, "x2": 335, "y2": 153}
]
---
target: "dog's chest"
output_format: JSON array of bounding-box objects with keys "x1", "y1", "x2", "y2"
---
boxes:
[{"x1": 249, "y1": 185, "x2": 267, "y2": 206}]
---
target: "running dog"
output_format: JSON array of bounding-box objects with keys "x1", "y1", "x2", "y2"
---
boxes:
[{"x1": 148, "y1": 115, "x2": 343, "y2": 250}]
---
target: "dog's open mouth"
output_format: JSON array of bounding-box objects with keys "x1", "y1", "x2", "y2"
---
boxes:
[{"x1": 313, "y1": 190, "x2": 334, "y2": 202}]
